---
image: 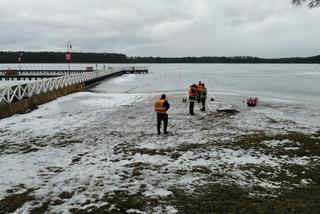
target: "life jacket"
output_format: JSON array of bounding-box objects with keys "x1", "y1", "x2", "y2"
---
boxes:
[
  {"x1": 155, "y1": 99, "x2": 168, "y2": 113},
  {"x1": 201, "y1": 86, "x2": 207, "y2": 97},
  {"x1": 198, "y1": 85, "x2": 204, "y2": 93},
  {"x1": 189, "y1": 86, "x2": 197, "y2": 98}
]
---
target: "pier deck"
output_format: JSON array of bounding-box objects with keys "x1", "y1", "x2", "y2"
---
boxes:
[
  {"x1": 0, "y1": 67, "x2": 148, "y2": 81},
  {"x1": 0, "y1": 74, "x2": 65, "y2": 80}
]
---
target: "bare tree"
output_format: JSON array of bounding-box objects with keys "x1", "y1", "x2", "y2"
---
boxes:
[{"x1": 292, "y1": 0, "x2": 320, "y2": 8}]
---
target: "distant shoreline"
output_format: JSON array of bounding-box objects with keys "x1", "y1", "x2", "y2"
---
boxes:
[
  {"x1": 0, "y1": 51, "x2": 319, "y2": 64},
  {"x1": 0, "y1": 51, "x2": 320, "y2": 64},
  {"x1": 1, "y1": 62, "x2": 320, "y2": 64}
]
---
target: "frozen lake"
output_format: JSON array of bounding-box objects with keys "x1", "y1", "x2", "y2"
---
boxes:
[
  {"x1": 92, "y1": 63, "x2": 320, "y2": 103},
  {"x1": 1, "y1": 63, "x2": 319, "y2": 103}
]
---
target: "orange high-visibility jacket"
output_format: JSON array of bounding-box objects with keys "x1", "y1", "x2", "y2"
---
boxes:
[
  {"x1": 198, "y1": 85, "x2": 204, "y2": 93},
  {"x1": 189, "y1": 86, "x2": 197, "y2": 98},
  {"x1": 155, "y1": 99, "x2": 168, "y2": 113}
]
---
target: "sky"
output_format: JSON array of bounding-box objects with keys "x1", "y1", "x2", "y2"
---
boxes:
[{"x1": 0, "y1": 0, "x2": 319, "y2": 58}]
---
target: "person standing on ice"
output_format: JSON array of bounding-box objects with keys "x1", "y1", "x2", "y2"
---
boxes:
[
  {"x1": 155, "y1": 94, "x2": 170, "y2": 135},
  {"x1": 189, "y1": 84, "x2": 198, "y2": 115},
  {"x1": 197, "y1": 81, "x2": 202, "y2": 103},
  {"x1": 200, "y1": 83, "x2": 207, "y2": 111}
]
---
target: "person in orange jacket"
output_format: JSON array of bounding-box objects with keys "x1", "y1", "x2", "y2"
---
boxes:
[
  {"x1": 189, "y1": 84, "x2": 198, "y2": 115},
  {"x1": 154, "y1": 94, "x2": 170, "y2": 135},
  {"x1": 197, "y1": 81, "x2": 202, "y2": 103},
  {"x1": 200, "y1": 83, "x2": 207, "y2": 111}
]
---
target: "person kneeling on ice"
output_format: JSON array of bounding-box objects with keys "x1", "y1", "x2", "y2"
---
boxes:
[{"x1": 155, "y1": 94, "x2": 170, "y2": 135}]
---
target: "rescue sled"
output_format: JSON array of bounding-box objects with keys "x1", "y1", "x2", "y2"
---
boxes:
[{"x1": 247, "y1": 97, "x2": 258, "y2": 107}]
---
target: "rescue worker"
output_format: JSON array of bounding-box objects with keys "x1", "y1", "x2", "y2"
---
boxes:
[
  {"x1": 200, "y1": 83, "x2": 207, "y2": 111},
  {"x1": 154, "y1": 94, "x2": 170, "y2": 135},
  {"x1": 197, "y1": 81, "x2": 204, "y2": 104},
  {"x1": 189, "y1": 84, "x2": 198, "y2": 115}
]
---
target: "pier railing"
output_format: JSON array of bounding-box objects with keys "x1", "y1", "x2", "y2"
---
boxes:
[{"x1": 0, "y1": 69, "x2": 120, "y2": 104}]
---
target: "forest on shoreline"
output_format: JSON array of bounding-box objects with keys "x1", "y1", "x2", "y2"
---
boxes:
[{"x1": 0, "y1": 51, "x2": 319, "y2": 64}]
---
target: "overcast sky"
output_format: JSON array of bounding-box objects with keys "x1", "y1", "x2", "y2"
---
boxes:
[{"x1": 0, "y1": 0, "x2": 319, "y2": 57}]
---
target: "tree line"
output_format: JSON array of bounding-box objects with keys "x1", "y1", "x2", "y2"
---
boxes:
[
  {"x1": 0, "y1": 51, "x2": 319, "y2": 64},
  {"x1": 0, "y1": 51, "x2": 127, "y2": 63},
  {"x1": 292, "y1": 0, "x2": 320, "y2": 7}
]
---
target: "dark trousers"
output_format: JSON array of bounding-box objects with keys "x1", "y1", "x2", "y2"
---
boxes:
[
  {"x1": 157, "y1": 113, "x2": 168, "y2": 134},
  {"x1": 201, "y1": 98, "x2": 206, "y2": 111},
  {"x1": 197, "y1": 95, "x2": 201, "y2": 103},
  {"x1": 189, "y1": 101, "x2": 195, "y2": 115}
]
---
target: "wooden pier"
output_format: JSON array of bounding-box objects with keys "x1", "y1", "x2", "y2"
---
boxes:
[
  {"x1": 0, "y1": 67, "x2": 148, "y2": 81},
  {"x1": 0, "y1": 69, "x2": 85, "y2": 74},
  {"x1": 0, "y1": 74, "x2": 65, "y2": 80},
  {"x1": 0, "y1": 66, "x2": 149, "y2": 119}
]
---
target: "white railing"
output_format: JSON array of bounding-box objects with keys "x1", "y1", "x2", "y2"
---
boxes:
[
  {"x1": 0, "y1": 68, "x2": 122, "y2": 105},
  {"x1": 108, "y1": 66, "x2": 148, "y2": 70}
]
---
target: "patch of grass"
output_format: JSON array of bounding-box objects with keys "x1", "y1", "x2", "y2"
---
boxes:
[
  {"x1": 132, "y1": 168, "x2": 143, "y2": 177},
  {"x1": 0, "y1": 189, "x2": 34, "y2": 214},
  {"x1": 192, "y1": 166, "x2": 212, "y2": 174},
  {"x1": 124, "y1": 161, "x2": 150, "y2": 169},
  {"x1": 59, "y1": 191, "x2": 75, "y2": 200},
  {"x1": 70, "y1": 190, "x2": 161, "y2": 214},
  {"x1": 177, "y1": 143, "x2": 207, "y2": 152},
  {"x1": 168, "y1": 184, "x2": 257, "y2": 214},
  {"x1": 239, "y1": 164, "x2": 277, "y2": 181},
  {"x1": 175, "y1": 169, "x2": 189, "y2": 175},
  {"x1": 70, "y1": 205, "x2": 111, "y2": 214},
  {"x1": 29, "y1": 201, "x2": 50, "y2": 214},
  {"x1": 52, "y1": 199, "x2": 64, "y2": 206},
  {"x1": 129, "y1": 148, "x2": 169, "y2": 156},
  {"x1": 168, "y1": 183, "x2": 320, "y2": 214},
  {"x1": 277, "y1": 163, "x2": 320, "y2": 186},
  {"x1": 103, "y1": 191, "x2": 160, "y2": 213},
  {"x1": 234, "y1": 132, "x2": 320, "y2": 157},
  {"x1": 239, "y1": 160, "x2": 320, "y2": 189},
  {"x1": 113, "y1": 142, "x2": 134, "y2": 155}
]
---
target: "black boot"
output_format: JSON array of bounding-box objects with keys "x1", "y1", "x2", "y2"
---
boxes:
[
  {"x1": 157, "y1": 125, "x2": 161, "y2": 135},
  {"x1": 164, "y1": 124, "x2": 168, "y2": 134},
  {"x1": 189, "y1": 102, "x2": 195, "y2": 115}
]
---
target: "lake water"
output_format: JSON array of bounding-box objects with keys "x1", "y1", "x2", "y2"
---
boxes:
[{"x1": 1, "y1": 63, "x2": 319, "y2": 103}]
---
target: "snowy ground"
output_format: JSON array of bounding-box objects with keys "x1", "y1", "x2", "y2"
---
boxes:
[{"x1": 0, "y1": 91, "x2": 320, "y2": 213}]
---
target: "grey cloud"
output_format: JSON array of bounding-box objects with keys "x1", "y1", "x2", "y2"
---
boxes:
[{"x1": 0, "y1": 0, "x2": 319, "y2": 57}]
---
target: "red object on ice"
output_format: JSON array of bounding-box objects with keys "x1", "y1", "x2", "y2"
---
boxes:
[
  {"x1": 247, "y1": 97, "x2": 258, "y2": 107},
  {"x1": 66, "y1": 52, "x2": 72, "y2": 61}
]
